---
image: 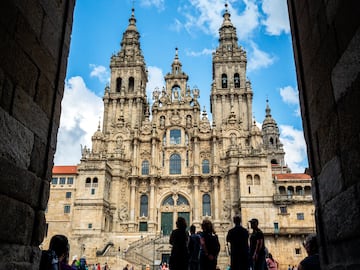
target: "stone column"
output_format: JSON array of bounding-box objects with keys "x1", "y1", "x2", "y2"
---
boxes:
[
  {"x1": 130, "y1": 178, "x2": 137, "y2": 222},
  {"x1": 213, "y1": 177, "x2": 219, "y2": 221},
  {"x1": 148, "y1": 178, "x2": 156, "y2": 232},
  {"x1": 193, "y1": 177, "x2": 200, "y2": 224}
]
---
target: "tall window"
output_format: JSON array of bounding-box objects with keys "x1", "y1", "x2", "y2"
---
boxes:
[
  {"x1": 221, "y1": 74, "x2": 228, "y2": 88},
  {"x1": 85, "y1": 177, "x2": 91, "y2": 187},
  {"x1": 64, "y1": 205, "x2": 71, "y2": 214},
  {"x1": 59, "y1": 177, "x2": 66, "y2": 185},
  {"x1": 234, "y1": 73, "x2": 240, "y2": 88},
  {"x1": 93, "y1": 177, "x2": 98, "y2": 187},
  {"x1": 116, "y1": 77, "x2": 122, "y2": 92},
  {"x1": 170, "y1": 129, "x2": 181, "y2": 144},
  {"x1": 142, "y1": 160, "x2": 149, "y2": 175},
  {"x1": 67, "y1": 177, "x2": 74, "y2": 184},
  {"x1": 162, "y1": 151, "x2": 165, "y2": 167},
  {"x1": 246, "y1": 175, "x2": 253, "y2": 185},
  {"x1": 170, "y1": 154, "x2": 181, "y2": 174},
  {"x1": 51, "y1": 178, "x2": 58, "y2": 185},
  {"x1": 128, "y1": 77, "x2": 134, "y2": 92},
  {"x1": 280, "y1": 206, "x2": 287, "y2": 214},
  {"x1": 140, "y1": 195, "x2": 148, "y2": 217},
  {"x1": 65, "y1": 192, "x2": 71, "y2": 199},
  {"x1": 254, "y1": 174, "x2": 260, "y2": 185},
  {"x1": 202, "y1": 159, "x2": 210, "y2": 174},
  {"x1": 202, "y1": 194, "x2": 211, "y2": 216}
]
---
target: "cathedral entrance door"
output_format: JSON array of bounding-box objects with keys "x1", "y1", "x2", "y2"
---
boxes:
[
  {"x1": 161, "y1": 212, "x2": 173, "y2": 235},
  {"x1": 178, "y1": 212, "x2": 190, "y2": 229}
]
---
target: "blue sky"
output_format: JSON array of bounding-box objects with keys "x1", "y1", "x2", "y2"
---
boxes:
[{"x1": 54, "y1": 0, "x2": 308, "y2": 173}]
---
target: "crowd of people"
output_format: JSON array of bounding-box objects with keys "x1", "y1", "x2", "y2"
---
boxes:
[{"x1": 39, "y1": 218, "x2": 320, "y2": 270}]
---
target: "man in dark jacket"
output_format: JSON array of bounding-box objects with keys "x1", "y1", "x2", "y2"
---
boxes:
[{"x1": 226, "y1": 216, "x2": 249, "y2": 270}]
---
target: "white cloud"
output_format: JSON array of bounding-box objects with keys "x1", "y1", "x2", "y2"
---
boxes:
[
  {"x1": 247, "y1": 42, "x2": 275, "y2": 72},
  {"x1": 146, "y1": 66, "x2": 165, "y2": 103},
  {"x1": 279, "y1": 85, "x2": 300, "y2": 116},
  {"x1": 261, "y1": 0, "x2": 290, "y2": 35},
  {"x1": 140, "y1": 0, "x2": 165, "y2": 11},
  {"x1": 280, "y1": 125, "x2": 308, "y2": 173},
  {"x1": 54, "y1": 76, "x2": 103, "y2": 165},
  {"x1": 89, "y1": 64, "x2": 110, "y2": 83},
  {"x1": 180, "y1": 0, "x2": 260, "y2": 41},
  {"x1": 186, "y1": 48, "x2": 214, "y2": 56},
  {"x1": 279, "y1": 85, "x2": 298, "y2": 104}
]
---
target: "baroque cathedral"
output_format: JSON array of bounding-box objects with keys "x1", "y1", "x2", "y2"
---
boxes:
[{"x1": 45, "y1": 6, "x2": 315, "y2": 269}]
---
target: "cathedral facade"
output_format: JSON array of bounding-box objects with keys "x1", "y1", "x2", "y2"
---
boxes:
[{"x1": 44, "y1": 7, "x2": 315, "y2": 269}]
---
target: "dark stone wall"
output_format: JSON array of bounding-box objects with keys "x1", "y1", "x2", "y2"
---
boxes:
[
  {"x1": 0, "y1": 0, "x2": 75, "y2": 269},
  {"x1": 287, "y1": 0, "x2": 360, "y2": 269}
]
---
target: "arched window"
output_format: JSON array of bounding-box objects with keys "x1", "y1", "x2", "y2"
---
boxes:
[
  {"x1": 202, "y1": 194, "x2": 211, "y2": 216},
  {"x1": 279, "y1": 186, "x2": 286, "y2": 194},
  {"x1": 270, "y1": 137, "x2": 274, "y2": 145},
  {"x1": 221, "y1": 74, "x2": 228, "y2": 88},
  {"x1": 246, "y1": 175, "x2": 253, "y2": 185},
  {"x1": 141, "y1": 160, "x2": 149, "y2": 175},
  {"x1": 170, "y1": 129, "x2": 181, "y2": 145},
  {"x1": 140, "y1": 195, "x2": 148, "y2": 217},
  {"x1": 170, "y1": 153, "x2": 181, "y2": 174},
  {"x1": 304, "y1": 186, "x2": 312, "y2": 195},
  {"x1": 202, "y1": 159, "x2": 210, "y2": 174},
  {"x1": 92, "y1": 177, "x2": 98, "y2": 187},
  {"x1": 287, "y1": 186, "x2": 294, "y2": 195},
  {"x1": 116, "y1": 77, "x2": 122, "y2": 92},
  {"x1": 296, "y1": 186, "x2": 304, "y2": 195},
  {"x1": 85, "y1": 177, "x2": 91, "y2": 187},
  {"x1": 162, "y1": 195, "x2": 174, "y2": 206},
  {"x1": 234, "y1": 73, "x2": 240, "y2": 88},
  {"x1": 128, "y1": 77, "x2": 134, "y2": 92},
  {"x1": 176, "y1": 194, "x2": 189, "y2": 205},
  {"x1": 271, "y1": 159, "x2": 278, "y2": 164},
  {"x1": 254, "y1": 174, "x2": 260, "y2": 185}
]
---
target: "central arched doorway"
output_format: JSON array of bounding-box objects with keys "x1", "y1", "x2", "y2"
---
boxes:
[{"x1": 160, "y1": 193, "x2": 191, "y2": 235}]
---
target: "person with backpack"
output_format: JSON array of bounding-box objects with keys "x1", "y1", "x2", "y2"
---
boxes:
[
  {"x1": 188, "y1": 224, "x2": 201, "y2": 270},
  {"x1": 199, "y1": 219, "x2": 220, "y2": 270},
  {"x1": 39, "y1": 234, "x2": 72, "y2": 270}
]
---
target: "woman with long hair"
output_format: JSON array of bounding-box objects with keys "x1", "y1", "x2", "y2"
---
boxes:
[
  {"x1": 199, "y1": 219, "x2": 220, "y2": 270},
  {"x1": 169, "y1": 217, "x2": 189, "y2": 270}
]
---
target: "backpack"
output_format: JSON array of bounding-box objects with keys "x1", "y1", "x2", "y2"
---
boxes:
[{"x1": 39, "y1": 250, "x2": 59, "y2": 270}]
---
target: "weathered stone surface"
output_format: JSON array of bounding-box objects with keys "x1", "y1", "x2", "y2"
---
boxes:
[
  {"x1": 0, "y1": 157, "x2": 41, "y2": 208},
  {"x1": 12, "y1": 86, "x2": 50, "y2": 142},
  {"x1": 0, "y1": 195, "x2": 34, "y2": 244},
  {"x1": 0, "y1": 107, "x2": 34, "y2": 169},
  {"x1": 318, "y1": 156, "x2": 344, "y2": 204}
]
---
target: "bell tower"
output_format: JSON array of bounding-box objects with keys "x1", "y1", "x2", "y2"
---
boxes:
[
  {"x1": 103, "y1": 8, "x2": 148, "y2": 132},
  {"x1": 210, "y1": 4, "x2": 253, "y2": 130}
]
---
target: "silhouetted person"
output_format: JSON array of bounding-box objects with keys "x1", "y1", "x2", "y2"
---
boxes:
[
  {"x1": 188, "y1": 224, "x2": 201, "y2": 270},
  {"x1": 226, "y1": 216, "x2": 249, "y2": 270},
  {"x1": 249, "y1": 218, "x2": 266, "y2": 270},
  {"x1": 199, "y1": 219, "x2": 220, "y2": 270},
  {"x1": 39, "y1": 234, "x2": 71, "y2": 270},
  {"x1": 298, "y1": 234, "x2": 320, "y2": 270},
  {"x1": 169, "y1": 217, "x2": 189, "y2": 270}
]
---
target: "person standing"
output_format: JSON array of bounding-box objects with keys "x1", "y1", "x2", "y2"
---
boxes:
[
  {"x1": 249, "y1": 218, "x2": 266, "y2": 270},
  {"x1": 226, "y1": 215, "x2": 249, "y2": 270},
  {"x1": 199, "y1": 219, "x2": 220, "y2": 270},
  {"x1": 169, "y1": 217, "x2": 189, "y2": 270},
  {"x1": 188, "y1": 224, "x2": 201, "y2": 270},
  {"x1": 39, "y1": 234, "x2": 72, "y2": 270},
  {"x1": 298, "y1": 234, "x2": 320, "y2": 270}
]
